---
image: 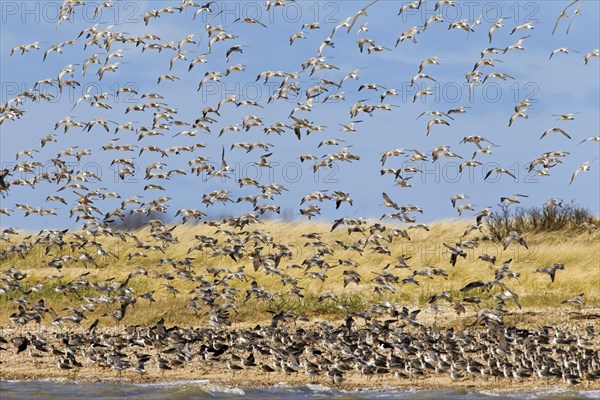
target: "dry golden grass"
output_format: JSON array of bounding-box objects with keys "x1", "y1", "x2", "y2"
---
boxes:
[{"x1": 1, "y1": 219, "x2": 598, "y2": 327}]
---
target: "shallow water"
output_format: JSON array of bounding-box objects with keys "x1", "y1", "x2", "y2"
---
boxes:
[{"x1": 1, "y1": 381, "x2": 599, "y2": 400}]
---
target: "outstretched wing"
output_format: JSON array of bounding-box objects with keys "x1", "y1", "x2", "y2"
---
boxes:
[{"x1": 382, "y1": 192, "x2": 393, "y2": 204}]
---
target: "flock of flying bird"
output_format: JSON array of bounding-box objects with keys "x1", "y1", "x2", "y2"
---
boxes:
[{"x1": 0, "y1": 0, "x2": 599, "y2": 386}]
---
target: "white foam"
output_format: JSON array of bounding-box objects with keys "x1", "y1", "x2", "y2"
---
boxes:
[
  {"x1": 202, "y1": 383, "x2": 245, "y2": 396},
  {"x1": 479, "y1": 386, "x2": 599, "y2": 399},
  {"x1": 132, "y1": 380, "x2": 245, "y2": 396},
  {"x1": 580, "y1": 391, "x2": 600, "y2": 399},
  {"x1": 304, "y1": 383, "x2": 335, "y2": 392},
  {"x1": 133, "y1": 380, "x2": 210, "y2": 387}
]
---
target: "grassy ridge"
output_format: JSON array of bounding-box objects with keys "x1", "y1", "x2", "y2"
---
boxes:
[{"x1": 1, "y1": 219, "x2": 598, "y2": 327}]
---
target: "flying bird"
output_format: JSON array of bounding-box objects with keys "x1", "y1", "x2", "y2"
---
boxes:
[{"x1": 570, "y1": 159, "x2": 597, "y2": 184}]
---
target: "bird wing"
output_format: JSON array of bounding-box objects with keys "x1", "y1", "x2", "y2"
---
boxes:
[
  {"x1": 460, "y1": 281, "x2": 484, "y2": 292},
  {"x1": 382, "y1": 192, "x2": 394, "y2": 204},
  {"x1": 221, "y1": 146, "x2": 228, "y2": 168},
  {"x1": 566, "y1": 6, "x2": 582, "y2": 34},
  {"x1": 569, "y1": 168, "x2": 579, "y2": 184},
  {"x1": 347, "y1": 0, "x2": 380, "y2": 32},
  {"x1": 559, "y1": 128, "x2": 572, "y2": 139}
]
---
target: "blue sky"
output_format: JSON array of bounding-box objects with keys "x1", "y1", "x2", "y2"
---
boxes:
[{"x1": 1, "y1": 0, "x2": 599, "y2": 229}]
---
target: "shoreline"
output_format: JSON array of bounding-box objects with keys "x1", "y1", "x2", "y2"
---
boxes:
[{"x1": 2, "y1": 372, "x2": 600, "y2": 392}]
